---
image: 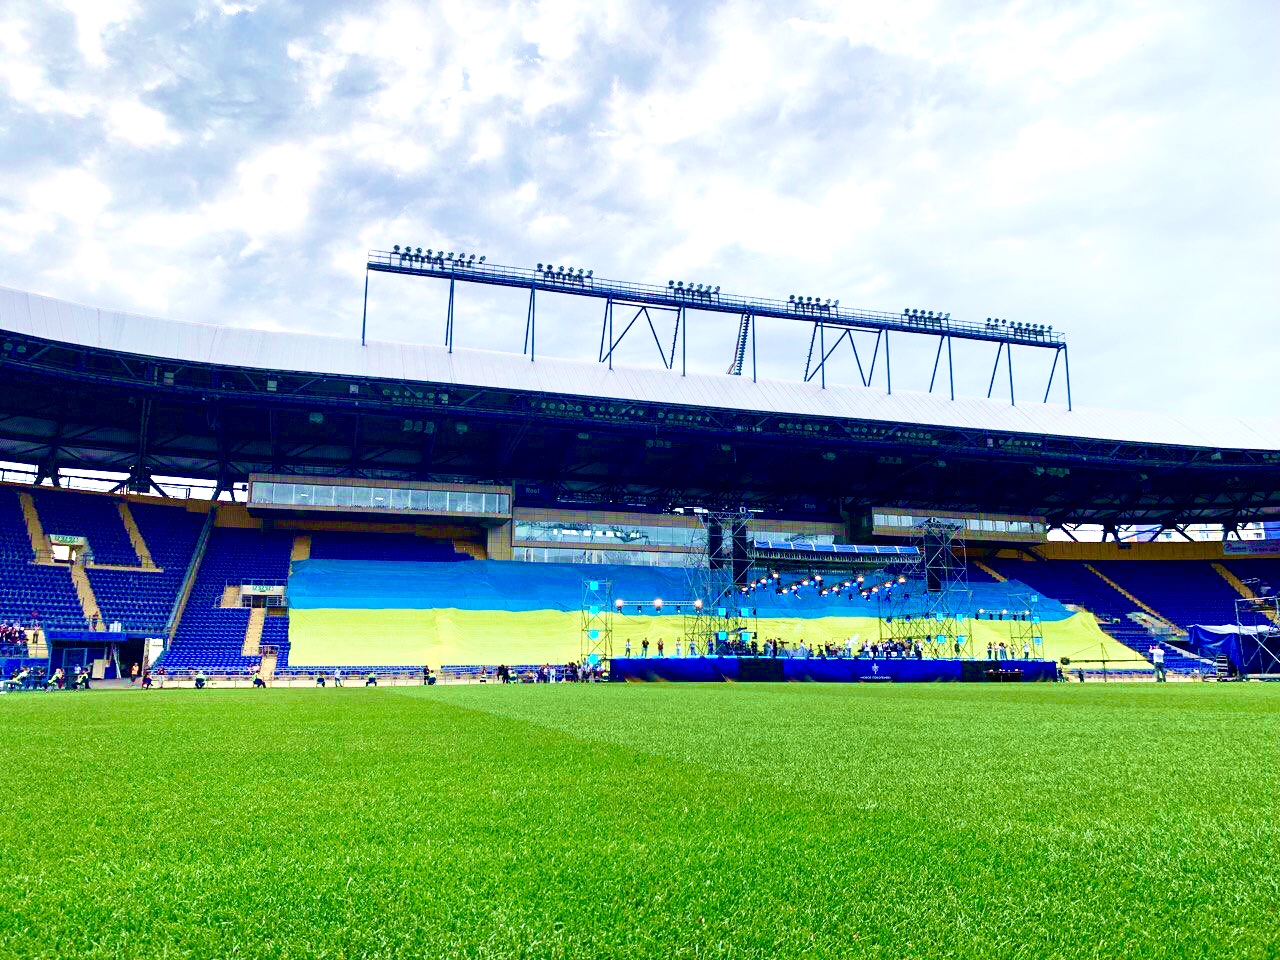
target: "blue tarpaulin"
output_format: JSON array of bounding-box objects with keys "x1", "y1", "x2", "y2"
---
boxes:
[{"x1": 1184, "y1": 624, "x2": 1280, "y2": 674}]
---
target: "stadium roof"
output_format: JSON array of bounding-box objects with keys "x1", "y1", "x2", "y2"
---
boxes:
[
  {"x1": 1, "y1": 286, "x2": 1278, "y2": 527},
  {"x1": 3, "y1": 287, "x2": 1276, "y2": 452}
]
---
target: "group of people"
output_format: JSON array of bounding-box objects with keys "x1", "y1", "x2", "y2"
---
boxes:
[
  {"x1": 985, "y1": 641, "x2": 1034, "y2": 661},
  {"x1": 2, "y1": 664, "x2": 94, "y2": 691},
  {"x1": 0, "y1": 622, "x2": 29, "y2": 656},
  {"x1": 311, "y1": 669, "x2": 381, "y2": 687},
  {"x1": 476, "y1": 662, "x2": 604, "y2": 683}
]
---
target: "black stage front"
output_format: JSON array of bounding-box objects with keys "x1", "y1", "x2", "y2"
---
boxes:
[{"x1": 609, "y1": 657, "x2": 1057, "y2": 683}]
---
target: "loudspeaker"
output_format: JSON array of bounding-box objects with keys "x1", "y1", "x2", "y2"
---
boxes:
[{"x1": 731, "y1": 519, "x2": 750, "y2": 587}]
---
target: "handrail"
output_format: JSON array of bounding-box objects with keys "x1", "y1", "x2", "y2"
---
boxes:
[{"x1": 165, "y1": 506, "x2": 216, "y2": 647}]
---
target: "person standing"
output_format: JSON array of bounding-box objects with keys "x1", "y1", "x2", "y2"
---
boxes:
[
  {"x1": 624, "y1": 639, "x2": 632, "y2": 658},
  {"x1": 1022, "y1": 642, "x2": 1031, "y2": 660},
  {"x1": 657, "y1": 638, "x2": 665, "y2": 658},
  {"x1": 1150, "y1": 644, "x2": 1167, "y2": 683},
  {"x1": 641, "y1": 638, "x2": 649, "y2": 658},
  {"x1": 333, "y1": 668, "x2": 343, "y2": 687},
  {"x1": 675, "y1": 638, "x2": 682, "y2": 658},
  {"x1": 129, "y1": 662, "x2": 140, "y2": 684}
]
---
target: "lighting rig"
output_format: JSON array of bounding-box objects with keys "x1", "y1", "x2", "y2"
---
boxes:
[{"x1": 362, "y1": 247, "x2": 1073, "y2": 408}]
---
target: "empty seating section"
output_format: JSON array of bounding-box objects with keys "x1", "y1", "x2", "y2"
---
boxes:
[
  {"x1": 31, "y1": 489, "x2": 136, "y2": 565},
  {"x1": 86, "y1": 503, "x2": 205, "y2": 633},
  {"x1": 1091, "y1": 560, "x2": 1270, "y2": 629},
  {"x1": 1222, "y1": 559, "x2": 1280, "y2": 599},
  {"x1": 965, "y1": 562, "x2": 1000, "y2": 584},
  {"x1": 163, "y1": 527, "x2": 294, "y2": 673},
  {"x1": 987, "y1": 559, "x2": 1138, "y2": 622},
  {"x1": 308, "y1": 532, "x2": 470, "y2": 562},
  {"x1": 0, "y1": 488, "x2": 84, "y2": 629}
]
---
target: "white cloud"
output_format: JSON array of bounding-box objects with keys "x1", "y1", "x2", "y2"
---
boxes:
[
  {"x1": 0, "y1": 0, "x2": 1274, "y2": 421},
  {"x1": 58, "y1": 0, "x2": 140, "y2": 67},
  {"x1": 106, "y1": 99, "x2": 182, "y2": 147}
]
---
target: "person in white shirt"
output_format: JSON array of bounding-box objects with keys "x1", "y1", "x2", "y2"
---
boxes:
[{"x1": 1150, "y1": 644, "x2": 1167, "y2": 682}]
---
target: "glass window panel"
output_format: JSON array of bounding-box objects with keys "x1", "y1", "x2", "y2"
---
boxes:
[
  {"x1": 252, "y1": 482, "x2": 272, "y2": 503},
  {"x1": 389, "y1": 488, "x2": 411, "y2": 509},
  {"x1": 293, "y1": 484, "x2": 313, "y2": 503},
  {"x1": 409, "y1": 489, "x2": 429, "y2": 510},
  {"x1": 332, "y1": 485, "x2": 352, "y2": 507},
  {"x1": 349, "y1": 486, "x2": 370, "y2": 507},
  {"x1": 313, "y1": 485, "x2": 336, "y2": 507}
]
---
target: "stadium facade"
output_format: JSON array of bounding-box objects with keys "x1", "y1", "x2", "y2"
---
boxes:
[{"x1": 1, "y1": 284, "x2": 1277, "y2": 681}]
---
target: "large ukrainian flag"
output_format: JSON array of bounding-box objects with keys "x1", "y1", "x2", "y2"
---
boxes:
[{"x1": 285, "y1": 559, "x2": 1139, "y2": 668}]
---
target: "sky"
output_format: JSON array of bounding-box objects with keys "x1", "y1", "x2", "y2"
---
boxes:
[{"x1": 0, "y1": 0, "x2": 1276, "y2": 418}]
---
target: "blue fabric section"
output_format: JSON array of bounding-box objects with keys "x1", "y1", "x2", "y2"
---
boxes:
[
  {"x1": 288, "y1": 559, "x2": 1075, "y2": 620},
  {"x1": 1184, "y1": 624, "x2": 1279, "y2": 674}
]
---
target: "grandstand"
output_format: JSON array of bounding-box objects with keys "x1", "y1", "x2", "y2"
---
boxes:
[{"x1": 0, "y1": 283, "x2": 1277, "y2": 680}]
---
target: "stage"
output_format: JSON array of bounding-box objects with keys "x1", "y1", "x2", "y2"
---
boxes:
[{"x1": 608, "y1": 657, "x2": 1058, "y2": 683}]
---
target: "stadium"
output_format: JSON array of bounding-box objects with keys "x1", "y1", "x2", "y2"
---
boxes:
[{"x1": 2, "y1": 257, "x2": 1278, "y2": 959}]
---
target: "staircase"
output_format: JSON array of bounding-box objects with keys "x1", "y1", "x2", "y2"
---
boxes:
[
  {"x1": 17, "y1": 491, "x2": 53, "y2": 563},
  {"x1": 25, "y1": 629, "x2": 48, "y2": 658},
  {"x1": 1084, "y1": 563, "x2": 1182, "y2": 635},
  {"x1": 258, "y1": 645, "x2": 278, "y2": 681},
  {"x1": 972, "y1": 559, "x2": 1006, "y2": 582},
  {"x1": 117, "y1": 502, "x2": 157, "y2": 569},
  {"x1": 726, "y1": 314, "x2": 752, "y2": 375},
  {"x1": 289, "y1": 534, "x2": 311, "y2": 569},
  {"x1": 452, "y1": 540, "x2": 487, "y2": 560},
  {"x1": 1213, "y1": 562, "x2": 1280, "y2": 626},
  {"x1": 242, "y1": 606, "x2": 266, "y2": 656},
  {"x1": 69, "y1": 561, "x2": 105, "y2": 631}
]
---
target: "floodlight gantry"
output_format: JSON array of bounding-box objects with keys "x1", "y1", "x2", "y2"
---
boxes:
[{"x1": 362, "y1": 249, "x2": 1073, "y2": 409}]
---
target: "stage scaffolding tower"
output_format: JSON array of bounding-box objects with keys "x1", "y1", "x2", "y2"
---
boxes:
[
  {"x1": 1235, "y1": 587, "x2": 1280, "y2": 676},
  {"x1": 580, "y1": 579, "x2": 614, "y2": 665},
  {"x1": 682, "y1": 510, "x2": 757, "y2": 654},
  {"x1": 877, "y1": 519, "x2": 974, "y2": 656}
]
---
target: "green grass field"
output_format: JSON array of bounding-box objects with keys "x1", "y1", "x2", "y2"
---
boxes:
[{"x1": 1, "y1": 683, "x2": 1276, "y2": 959}]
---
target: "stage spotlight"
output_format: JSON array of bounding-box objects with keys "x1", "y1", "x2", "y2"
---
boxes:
[
  {"x1": 898, "y1": 575, "x2": 907, "y2": 584},
  {"x1": 714, "y1": 286, "x2": 720, "y2": 293},
  {"x1": 694, "y1": 599, "x2": 703, "y2": 611},
  {"x1": 833, "y1": 300, "x2": 838, "y2": 307},
  {"x1": 615, "y1": 599, "x2": 624, "y2": 610},
  {"x1": 537, "y1": 263, "x2": 543, "y2": 270},
  {"x1": 669, "y1": 280, "x2": 675, "y2": 287},
  {"x1": 587, "y1": 270, "x2": 592, "y2": 277},
  {"x1": 393, "y1": 245, "x2": 400, "y2": 252}
]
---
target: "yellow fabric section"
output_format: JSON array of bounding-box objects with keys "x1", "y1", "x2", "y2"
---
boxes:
[{"x1": 287, "y1": 609, "x2": 1146, "y2": 669}]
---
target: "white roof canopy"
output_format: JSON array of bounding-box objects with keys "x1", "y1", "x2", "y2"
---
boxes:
[{"x1": 2, "y1": 286, "x2": 1276, "y2": 451}]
